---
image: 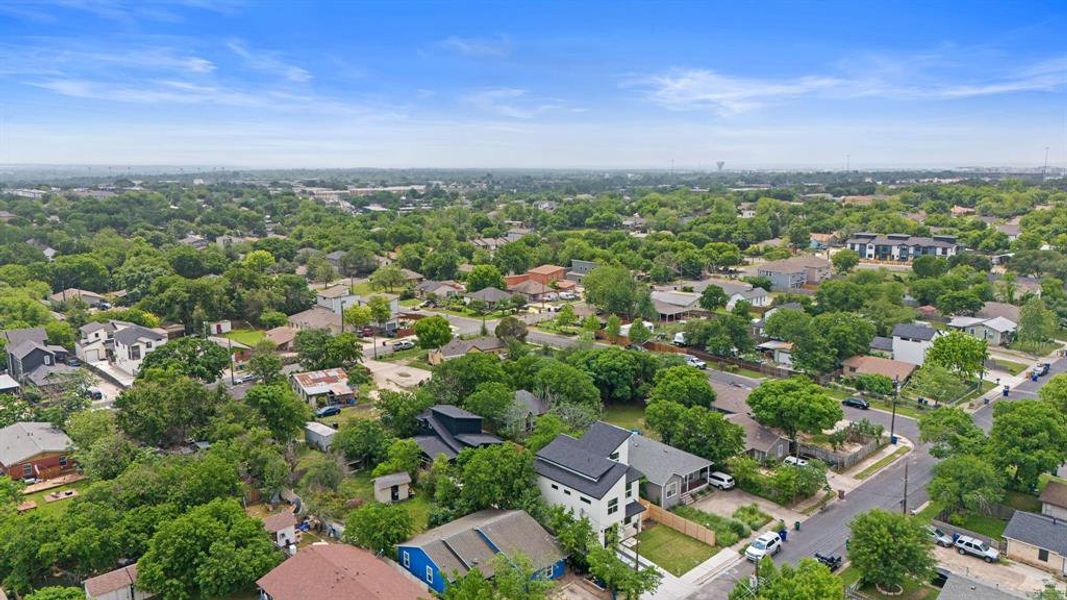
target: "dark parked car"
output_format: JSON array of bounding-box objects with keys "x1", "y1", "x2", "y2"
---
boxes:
[
  {"x1": 842, "y1": 397, "x2": 870, "y2": 410},
  {"x1": 84, "y1": 388, "x2": 103, "y2": 401},
  {"x1": 813, "y1": 552, "x2": 842, "y2": 571},
  {"x1": 1037, "y1": 362, "x2": 1051, "y2": 376},
  {"x1": 65, "y1": 356, "x2": 82, "y2": 367},
  {"x1": 315, "y1": 405, "x2": 341, "y2": 418}
]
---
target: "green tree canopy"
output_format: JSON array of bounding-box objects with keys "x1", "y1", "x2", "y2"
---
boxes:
[
  {"x1": 847, "y1": 509, "x2": 934, "y2": 592},
  {"x1": 138, "y1": 336, "x2": 231, "y2": 383},
  {"x1": 649, "y1": 365, "x2": 716, "y2": 408},
  {"x1": 343, "y1": 502, "x2": 414, "y2": 555},
  {"x1": 414, "y1": 315, "x2": 453, "y2": 349},
  {"x1": 747, "y1": 377, "x2": 843, "y2": 448}
]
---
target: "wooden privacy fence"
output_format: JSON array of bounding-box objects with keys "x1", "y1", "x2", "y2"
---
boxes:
[{"x1": 638, "y1": 499, "x2": 716, "y2": 547}]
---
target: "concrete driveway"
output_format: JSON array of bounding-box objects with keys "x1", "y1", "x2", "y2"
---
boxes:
[{"x1": 933, "y1": 546, "x2": 1066, "y2": 596}]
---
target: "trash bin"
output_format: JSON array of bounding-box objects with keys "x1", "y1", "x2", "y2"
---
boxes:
[
  {"x1": 794, "y1": 521, "x2": 801, "y2": 531},
  {"x1": 838, "y1": 489, "x2": 845, "y2": 500},
  {"x1": 778, "y1": 529, "x2": 788, "y2": 542},
  {"x1": 1002, "y1": 386, "x2": 1010, "y2": 397},
  {"x1": 890, "y1": 435, "x2": 898, "y2": 445}
]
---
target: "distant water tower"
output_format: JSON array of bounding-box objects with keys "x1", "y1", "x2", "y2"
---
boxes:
[{"x1": 716, "y1": 161, "x2": 725, "y2": 172}]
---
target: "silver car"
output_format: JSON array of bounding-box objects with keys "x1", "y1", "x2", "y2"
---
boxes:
[
  {"x1": 926, "y1": 525, "x2": 953, "y2": 547},
  {"x1": 954, "y1": 535, "x2": 999, "y2": 563}
]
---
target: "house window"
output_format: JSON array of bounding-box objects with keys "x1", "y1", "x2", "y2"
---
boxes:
[
  {"x1": 426, "y1": 566, "x2": 433, "y2": 583},
  {"x1": 609, "y1": 451, "x2": 619, "y2": 461},
  {"x1": 551, "y1": 484, "x2": 559, "y2": 490},
  {"x1": 58, "y1": 456, "x2": 67, "y2": 466},
  {"x1": 23, "y1": 464, "x2": 32, "y2": 477},
  {"x1": 666, "y1": 482, "x2": 679, "y2": 498},
  {"x1": 607, "y1": 498, "x2": 619, "y2": 515},
  {"x1": 580, "y1": 497, "x2": 591, "y2": 505},
  {"x1": 563, "y1": 489, "x2": 571, "y2": 496},
  {"x1": 146, "y1": 341, "x2": 153, "y2": 349},
  {"x1": 1038, "y1": 548, "x2": 1049, "y2": 562},
  {"x1": 626, "y1": 486, "x2": 633, "y2": 498},
  {"x1": 130, "y1": 345, "x2": 141, "y2": 361},
  {"x1": 403, "y1": 551, "x2": 410, "y2": 567}
]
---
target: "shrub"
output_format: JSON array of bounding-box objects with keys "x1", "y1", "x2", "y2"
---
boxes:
[
  {"x1": 673, "y1": 505, "x2": 750, "y2": 546},
  {"x1": 732, "y1": 503, "x2": 772, "y2": 530}
]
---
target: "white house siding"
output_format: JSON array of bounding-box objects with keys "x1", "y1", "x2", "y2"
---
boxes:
[{"x1": 535, "y1": 475, "x2": 638, "y2": 544}]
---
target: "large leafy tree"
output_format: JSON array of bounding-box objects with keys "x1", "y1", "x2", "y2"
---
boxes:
[
  {"x1": 466, "y1": 264, "x2": 506, "y2": 293},
  {"x1": 648, "y1": 365, "x2": 716, "y2": 408},
  {"x1": 587, "y1": 545, "x2": 661, "y2": 600},
  {"x1": 137, "y1": 498, "x2": 282, "y2": 600},
  {"x1": 746, "y1": 378, "x2": 843, "y2": 452},
  {"x1": 926, "y1": 331, "x2": 988, "y2": 382},
  {"x1": 427, "y1": 352, "x2": 508, "y2": 406},
  {"x1": 646, "y1": 400, "x2": 745, "y2": 464},
  {"x1": 242, "y1": 383, "x2": 312, "y2": 443},
  {"x1": 763, "y1": 308, "x2": 811, "y2": 342},
  {"x1": 494, "y1": 315, "x2": 528, "y2": 342},
  {"x1": 987, "y1": 399, "x2": 1067, "y2": 491},
  {"x1": 792, "y1": 312, "x2": 875, "y2": 375},
  {"x1": 343, "y1": 502, "x2": 413, "y2": 555},
  {"x1": 909, "y1": 364, "x2": 969, "y2": 407},
  {"x1": 375, "y1": 389, "x2": 434, "y2": 437},
  {"x1": 1018, "y1": 297, "x2": 1057, "y2": 346},
  {"x1": 918, "y1": 406, "x2": 985, "y2": 459},
  {"x1": 138, "y1": 336, "x2": 231, "y2": 383},
  {"x1": 25, "y1": 587, "x2": 84, "y2": 600},
  {"x1": 455, "y1": 443, "x2": 536, "y2": 512},
  {"x1": 1039, "y1": 373, "x2": 1067, "y2": 415},
  {"x1": 699, "y1": 285, "x2": 729, "y2": 311},
  {"x1": 462, "y1": 382, "x2": 515, "y2": 428},
  {"x1": 583, "y1": 266, "x2": 643, "y2": 317},
  {"x1": 332, "y1": 418, "x2": 393, "y2": 467},
  {"x1": 533, "y1": 362, "x2": 600, "y2": 408},
  {"x1": 831, "y1": 249, "x2": 859, "y2": 273},
  {"x1": 414, "y1": 315, "x2": 453, "y2": 349},
  {"x1": 928, "y1": 454, "x2": 1005, "y2": 516},
  {"x1": 729, "y1": 557, "x2": 843, "y2": 600},
  {"x1": 115, "y1": 374, "x2": 226, "y2": 447},
  {"x1": 294, "y1": 329, "x2": 363, "y2": 370},
  {"x1": 848, "y1": 510, "x2": 934, "y2": 593}
]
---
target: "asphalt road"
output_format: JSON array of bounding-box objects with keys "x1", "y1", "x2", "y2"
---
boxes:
[{"x1": 689, "y1": 353, "x2": 1067, "y2": 599}]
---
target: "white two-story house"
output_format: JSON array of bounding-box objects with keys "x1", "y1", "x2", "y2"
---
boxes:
[
  {"x1": 891, "y1": 323, "x2": 941, "y2": 366},
  {"x1": 113, "y1": 324, "x2": 167, "y2": 376},
  {"x1": 535, "y1": 423, "x2": 644, "y2": 545}
]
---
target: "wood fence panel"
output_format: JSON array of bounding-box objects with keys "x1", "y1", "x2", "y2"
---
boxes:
[{"x1": 638, "y1": 499, "x2": 717, "y2": 547}]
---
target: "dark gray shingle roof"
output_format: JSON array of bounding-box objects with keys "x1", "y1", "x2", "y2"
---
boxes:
[
  {"x1": 114, "y1": 324, "x2": 165, "y2": 345},
  {"x1": 627, "y1": 434, "x2": 712, "y2": 486},
  {"x1": 1003, "y1": 511, "x2": 1067, "y2": 555},
  {"x1": 579, "y1": 421, "x2": 632, "y2": 456},
  {"x1": 940, "y1": 573, "x2": 1024, "y2": 600},
  {"x1": 892, "y1": 323, "x2": 937, "y2": 341}
]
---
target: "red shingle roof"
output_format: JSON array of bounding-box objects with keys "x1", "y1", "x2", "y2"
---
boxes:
[
  {"x1": 257, "y1": 543, "x2": 428, "y2": 600},
  {"x1": 262, "y1": 511, "x2": 297, "y2": 533}
]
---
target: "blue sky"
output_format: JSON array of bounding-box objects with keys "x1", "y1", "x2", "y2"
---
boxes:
[{"x1": 1, "y1": 0, "x2": 1066, "y2": 169}]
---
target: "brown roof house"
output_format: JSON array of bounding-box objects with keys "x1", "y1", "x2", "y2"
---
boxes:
[
  {"x1": 841, "y1": 355, "x2": 916, "y2": 383},
  {"x1": 756, "y1": 256, "x2": 832, "y2": 290},
  {"x1": 84, "y1": 564, "x2": 152, "y2": 600},
  {"x1": 262, "y1": 511, "x2": 298, "y2": 550},
  {"x1": 428, "y1": 336, "x2": 506, "y2": 365},
  {"x1": 1040, "y1": 480, "x2": 1067, "y2": 520},
  {"x1": 257, "y1": 543, "x2": 429, "y2": 600},
  {"x1": 289, "y1": 368, "x2": 353, "y2": 407}
]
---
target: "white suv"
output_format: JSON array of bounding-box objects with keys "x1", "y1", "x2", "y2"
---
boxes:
[
  {"x1": 745, "y1": 531, "x2": 782, "y2": 562},
  {"x1": 708, "y1": 471, "x2": 735, "y2": 490},
  {"x1": 954, "y1": 536, "x2": 999, "y2": 563},
  {"x1": 783, "y1": 456, "x2": 809, "y2": 467}
]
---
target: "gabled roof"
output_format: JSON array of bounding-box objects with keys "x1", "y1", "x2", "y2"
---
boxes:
[
  {"x1": 534, "y1": 422, "x2": 639, "y2": 499},
  {"x1": 580, "y1": 421, "x2": 633, "y2": 456},
  {"x1": 262, "y1": 511, "x2": 297, "y2": 533},
  {"x1": 84, "y1": 564, "x2": 138, "y2": 597},
  {"x1": 758, "y1": 255, "x2": 831, "y2": 273},
  {"x1": 0, "y1": 422, "x2": 73, "y2": 466},
  {"x1": 401, "y1": 510, "x2": 562, "y2": 580},
  {"x1": 1003, "y1": 511, "x2": 1067, "y2": 555},
  {"x1": 257, "y1": 543, "x2": 428, "y2": 600},
  {"x1": 508, "y1": 280, "x2": 552, "y2": 295},
  {"x1": 438, "y1": 336, "x2": 506, "y2": 358},
  {"x1": 113, "y1": 324, "x2": 165, "y2": 346},
  {"x1": 317, "y1": 284, "x2": 355, "y2": 299},
  {"x1": 949, "y1": 315, "x2": 1016, "y2": 333},
  {"x1": 892, "y1": 323, "x2": 937, "y2": 341},
  {"x1": 466, "y1": 286, "x2": 512, "y2": 303},
  {"x1": 528, "y1": 264, "x2": 564, "y2": 275},
  {"x1": 650, "y1": 290, "x2": 700, "y2": 309},
  {"x1": 1039, "y1": 480, "x2": 1067, "y2": 510},
  {"x1": 978, "y1": 302, "x2": 1021, "y2": 323},
  {"x1": 870, "y1": 336, "x2": 894, "y2": 352},
  {"x1": 1, "y1": 327, "x2": 47, "y2": 348},
  {"x1": 515, "y1": 390, "x2": 549, "y2": 415},
  {"x1": 627, "y1": 434, "x2": 712, "y2": 486},
  {"x1": 842, "y1": 355, "x2": 916, "y2": 381},
  {"x1": 374, "y1": 471, "x2": 412, "y2": 489},
  {"x1": 26, "y1": 363, "x2": 78, "y2": 386}
]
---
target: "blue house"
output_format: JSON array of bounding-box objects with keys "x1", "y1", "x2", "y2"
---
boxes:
[{"x1": 396, "y1": 509, "x2": 565, "y2": 593}]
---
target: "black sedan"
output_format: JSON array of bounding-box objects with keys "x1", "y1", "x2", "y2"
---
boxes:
[{"x1": 842, "y1": 396, "x2": 870, "y2": 410}]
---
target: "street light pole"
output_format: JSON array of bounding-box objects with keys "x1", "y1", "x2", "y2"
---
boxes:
[
  {"x1": 889, "y1": 375, "x2": 899, "y2": 444},
  {"x1": 902, "y1": 459, "x2": 910, "y2": 515},
  {"x1": 340, "y1": 300, "x2": 346, "y2": 334}
]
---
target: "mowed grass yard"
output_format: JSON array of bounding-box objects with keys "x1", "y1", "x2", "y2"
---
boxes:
[
  {"x1": 635, "y1": 524, "x2": 717, "y2": 577},
  {"x1": 602, "y1": 404, "x2": 648, "y2": 434},
  {"x1": 20, "y1": 480, "x2": 91, "y2": 517},
  {"x1": 223, "y1": 329, "x2": 266, "y2": 346}
]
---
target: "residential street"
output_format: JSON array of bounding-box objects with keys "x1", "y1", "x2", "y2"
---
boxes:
[{"x1": 687, "y1": 352, "x2": 1067, "y2": 599}]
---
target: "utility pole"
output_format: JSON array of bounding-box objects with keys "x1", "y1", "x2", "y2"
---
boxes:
[
  {"x1": 902, "y1": 459, "x2": 910, "y2": 515},
  {"x1": 228, "y1": 338, "x2": 235, "y2": 386}
]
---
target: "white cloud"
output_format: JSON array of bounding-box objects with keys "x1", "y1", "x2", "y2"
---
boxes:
[
  {"x1": 464, "y1": 87, "x2": 569, "y2": 119},
  {"x1": 636, "y1": 55, "x2": 1067, "y2": 114},
  {"x1": 440, "y1": 34, "x2": 512, "y2": 58},
  {"x1": 227, "y1": 39, "x2": 311, "y2": 83}
]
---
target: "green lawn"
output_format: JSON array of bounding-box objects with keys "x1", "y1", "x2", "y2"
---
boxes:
[
  {"x1": 317, "y1": 403, "x2": 376, "y2": 427},
  {"x1": 1003, "y1": 490, "x2": 1042, "y2": 513},
  {"x1": 855, "y1": 446, "x2": 910, "y2": 480},
  {"x1": 1009, "y1": 339, "x2": 1061, "y2": 357},
  {"x1": 602, "y1": 404, "x2": 648, "y2": 433},
  {"x1": 994, "y1": 359, "x2": 1029, "y2": 376},
  {"x1": 380, "y1": 347, "x2": 429, "y2": 363},
  {"x1": 635, "y1": 524, "x2": 718, "y2": 577},
  {"x1": 224, "y1": 329, "x2": 266, "y2": 346},
  {"x1": 20, "y1": 480, "x2": 91, "y2": 517},
  {"x1": 957, "y1": 380, "x2": 996, "y2": 404},
  {"x1": 956, "y1": 513, "x2": 1008, "y2": 539}
]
